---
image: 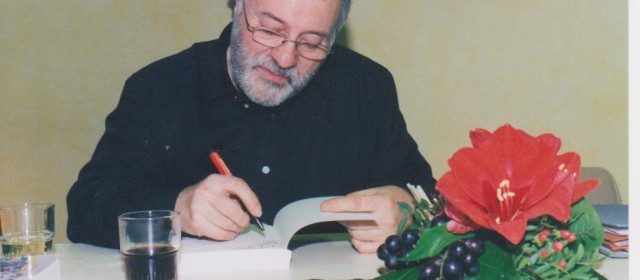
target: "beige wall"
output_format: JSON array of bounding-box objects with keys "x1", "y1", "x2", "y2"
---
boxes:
[{"x1": 0, "y1": 1, "x2": 627, "y2": 244}]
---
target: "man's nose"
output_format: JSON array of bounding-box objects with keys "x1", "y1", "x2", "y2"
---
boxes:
[{"x1": 270, "y1": 40, "x2": 298, "y2": 69}]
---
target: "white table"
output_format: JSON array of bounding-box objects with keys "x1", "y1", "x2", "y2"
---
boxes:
[{"x1": 54, "y1": 241, "x2": 628, "y2": 280}]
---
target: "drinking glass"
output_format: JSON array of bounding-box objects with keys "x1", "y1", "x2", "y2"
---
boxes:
[
  {"x1": 118, "y1": 210, "x2": 181, "y2": 280},
  {"x1": 0, "y1": 203, "x2": 55, "y2": 259}
]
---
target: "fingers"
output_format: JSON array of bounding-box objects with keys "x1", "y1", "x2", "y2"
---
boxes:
[
  {"x1": 322, "y1": 193, "x2": 396, "y2": 213},
  {"x1": 322, "y1": 186, "x2": 415, "y2": 254},
  {"x1": 207, "y1": 196, "x2": 250, "y2": 232},
  {"x1": 347, "y1": 226, "x2": 390, "y2": 242},
  {"x1": 190, "y1": 206, "x2": 241, "y2": 240},
  {"x1": 175, "y1": 174, "x2": 261, "y2": 240},
  {"x1": 344, "y1": 220, "x2": 397, "y2": 254},
  {"x1": 224, "y1": 179, "x2": 262, "y2": 218},
  {"x1": 351, "y1": 238, "x2": 383, "y2": 254}
]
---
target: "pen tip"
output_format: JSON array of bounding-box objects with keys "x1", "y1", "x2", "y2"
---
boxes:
[{"x1": 255, "y1": 218, "x2": 265, "y2": 231}]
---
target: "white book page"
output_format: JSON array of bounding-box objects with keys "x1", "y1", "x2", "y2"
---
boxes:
[
  {"x1": 183, "y1": 196, "x2": 374, "y2": 251},
  {"x1": 179, "y1": 196, "x2": 374, "y2": 274},
  {"x1": 180, "y1": 226, "x2": 290, "y2": 274},
  {"x1": 273, "y1": 196, "x2": 374, "y2": 247},
  {"x1": 182, "y1": 225, "x2": 283, "y2": 252}
]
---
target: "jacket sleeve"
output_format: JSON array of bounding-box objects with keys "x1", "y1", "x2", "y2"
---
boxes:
[{"x1": 66, "y1": 74, "x2": 182, "y2": 248}]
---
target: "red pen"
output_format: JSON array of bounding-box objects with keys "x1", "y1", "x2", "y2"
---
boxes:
[{"x1": 209, "y1": 151, "x2": 265, "y2": 231}]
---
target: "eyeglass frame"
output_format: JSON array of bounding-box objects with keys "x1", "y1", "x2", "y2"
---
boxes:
[{"x1": 242, "y1": 3, "x2": 331, "y2": 61}]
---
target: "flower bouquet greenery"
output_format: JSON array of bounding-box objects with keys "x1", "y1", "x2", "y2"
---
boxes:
[{"x1": 375, "y1": 124, "x2": 606, "y2": 280}]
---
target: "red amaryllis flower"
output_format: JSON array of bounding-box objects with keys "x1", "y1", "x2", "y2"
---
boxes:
[{"x1": 435, "y1": 124, "x2": 599, "y2": 244}]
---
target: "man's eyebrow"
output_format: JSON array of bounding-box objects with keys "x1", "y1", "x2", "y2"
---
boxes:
[
  {"x1": 259, "y1": 10, "x2": 285, "y2": 26},
  {"x1": 258, "y1": 10, "x2": 331, "y2": 39}
]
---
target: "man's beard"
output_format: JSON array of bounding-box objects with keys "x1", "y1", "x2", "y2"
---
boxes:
[{"x1": 228, "y1": 19, "x2": 321, "y2": 107}]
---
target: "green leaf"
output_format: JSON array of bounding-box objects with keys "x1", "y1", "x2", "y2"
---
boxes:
[
  {"x1": 374, "y1": 266, "x2": 419, "y2": 280},
  {"x1": 396, "y1": 202, "x2": 413, "y2": 234},
  {"x1": 528, "y1": 252, "x2": 539, "y2": 266},
  {"x1": 576, "y1": 243, "x2": 585, "y2": 260},
  {"x1": 539, "y1": 268, "x2": 562, "y2": 279},
  {"x1": 400, "y1": 225, "x2": 473, "y2": 261},
  {"x1": 568, "y1": 199, "x2": 604, "y2": 252},
  {"x1": 534, "y1": 263, "x2": 551, "y2": 274},
  {"x1": 566, "y1": 254, "x2": 577, "y2": 271},
  {"x1": 516, "y1": 255, "x2": 530, "y2": 270},
  {"x1": 467, "y1": 239, "x2": 517, "y2": 279}
]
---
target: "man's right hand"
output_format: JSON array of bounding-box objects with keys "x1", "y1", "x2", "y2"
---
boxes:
[{"x1": 174, "y1": 174, "x2": 262, "y2": 240}]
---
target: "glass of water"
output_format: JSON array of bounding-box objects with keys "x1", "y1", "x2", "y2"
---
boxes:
[{"x1": 0, "y1": 203, "x2": 55, "y2": 259}]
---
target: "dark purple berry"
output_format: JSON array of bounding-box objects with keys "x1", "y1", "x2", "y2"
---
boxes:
[
  {"x1": 430, "y1": 215, "x2": 450, "y2": 227},
  {"x1": 442, "y1": 258, "x2": 464, "y2": 280},
  {"x1": 384, "y1": 254, "x2": 403, "y2": 270},
  {"x1": 377, "y1": 244, "x2": 390, "y2": 261},
  {"x1": 385, "y1": 235, "x2": 402, "y2": 254},
  {"x1": 462, "y1": 253, "x2": 476, "y2": 268},
  {"x1": 422, "y1": 256, "x2": 439, "y2": 267},
  {"x1": 447, "y1": 241, "x2": 468, "y2": 261},
  {"x1": 418, "y1": 263, "x2": 440, "y2": 280},
  {"x1": 398, "y1": 247, "x2": 412, "y2": 259},
  {"x1": 462, "y1": 253, "x2": 479, "y2": 275},
  {"x1": 465, "y1": 238, "x2": 485, "y2": 257},
  {"x1": 466, "y1": 261, "x2": 481, "y2": 275},
  {"x1": 401, "y1": 229, "x2": 420, "y2": 246},
  {"x1": 429, "y1": 254, "x2": 444, "y2": 267}
]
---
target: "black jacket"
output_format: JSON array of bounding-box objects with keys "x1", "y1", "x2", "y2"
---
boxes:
[{"x1": 67, "y1": 24, "x2": 436, "y2": 248}]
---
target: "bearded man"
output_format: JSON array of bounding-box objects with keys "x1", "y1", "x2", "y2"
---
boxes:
[{"x1": 67, "y1": 0, "x2": 436, "y2": 254}]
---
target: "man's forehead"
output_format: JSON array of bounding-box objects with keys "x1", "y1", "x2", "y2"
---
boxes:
[{"x1": 247, "y1": 0, "x2": 341, "y2": 33}]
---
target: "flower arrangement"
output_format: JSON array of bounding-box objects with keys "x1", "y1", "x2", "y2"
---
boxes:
[{"x1": 376, "y1": 124, "x2": 606, "y2": 280}]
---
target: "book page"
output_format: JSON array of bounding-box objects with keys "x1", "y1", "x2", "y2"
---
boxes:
[
  {"x1": 182, "y1": 225, "x2": 283, "y2": 252},
  {"x1": 179, "y1": 196, "x2": 374, "y2": 274},
  {"x1": 180, "y1": 227, "x2": 291, "y2": 274},
  {"x1": 273, "y1": 196, "x2": 374, "y2": 247}
]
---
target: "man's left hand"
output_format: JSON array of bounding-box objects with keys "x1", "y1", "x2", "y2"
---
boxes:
[{"x1": 320, "y1": 185, "x2": 414, "y2": 254}]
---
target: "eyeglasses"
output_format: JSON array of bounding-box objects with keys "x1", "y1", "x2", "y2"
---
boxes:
[{"x1": 242, "y1": 4, "x2": 330, "y2": 61}]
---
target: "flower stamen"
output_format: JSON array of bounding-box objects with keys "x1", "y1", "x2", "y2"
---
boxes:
[
  {"x1": 499, "y1": 180, "x2": 510, "y2": 188},
  {"x1": 496, "y1": 179, "x2": 516, "y2": 223}
]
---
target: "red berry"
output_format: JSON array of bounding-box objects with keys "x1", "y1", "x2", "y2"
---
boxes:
[
  {"x1": 541, "y1": 228, "x2": 551, "y2": 237},
  {"x1": 537, "y1": 233, "x2": 548, "y2": 243},
  {"x1": 567, "y1": 233, "x2": 576, "y2": 243},
  {"x1": 552, "y1": 241, "x2": 564, "y2": 252},
  {"x1": 538, "y1": 228, "x2": 551, "y2": 242},
  {"x1": 560, "y1": 230, "x2": 571, "y2": 239},
  {"x1": 558, "y1": 259, "x2": 567, "y2": 269},
  {"x1": 540, "y1": 249, "x2": 550, "y2": 258}
]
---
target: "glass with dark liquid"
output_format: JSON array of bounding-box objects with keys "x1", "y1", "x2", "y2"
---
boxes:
[{"x1": 118, "y1": 210, "x2": 181, "y2": 280}]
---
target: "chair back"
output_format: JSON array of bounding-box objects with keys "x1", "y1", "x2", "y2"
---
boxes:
[{"x1": 582, "y1": 166, "x2": 622, "y2": 204}]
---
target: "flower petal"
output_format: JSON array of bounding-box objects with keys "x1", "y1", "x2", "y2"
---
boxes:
[
  {"x1": 470, "y1": 128, "x2": 492, "y2": 148},
  {"x1": 573, "y1": 179, "x2": 600, "y2": 203},
  {"x1": 489, "y1": 217, "x2": 528, "y2": 244},
  {"x1": 446, "y1": 220, "x2": 476, "y2": 234}
]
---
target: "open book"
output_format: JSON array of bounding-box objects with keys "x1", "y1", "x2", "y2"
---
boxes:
[{"x1": 179, "y1": 196, "x2": 374, "y2": 274}]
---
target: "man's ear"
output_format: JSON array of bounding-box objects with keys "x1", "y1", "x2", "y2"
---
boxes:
[
  {"x1": 233, "y1": 0, "x2": 241, "y2": 15},
  {"x1": 227, "y1": 0, "x2": 240, "y2": 18}
]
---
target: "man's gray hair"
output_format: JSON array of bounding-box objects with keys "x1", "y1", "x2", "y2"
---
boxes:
[{"x1": 229, "y1": 0, "x2": 351, "y2": 42}]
